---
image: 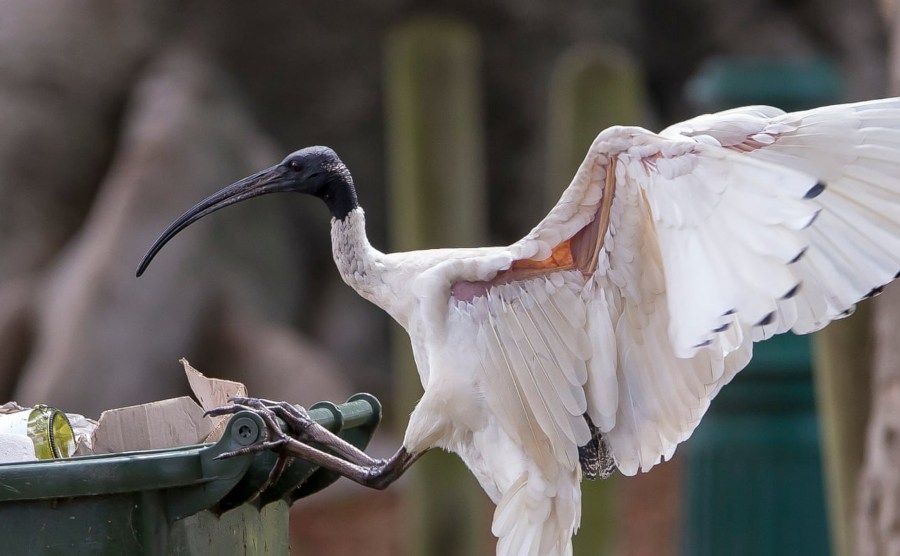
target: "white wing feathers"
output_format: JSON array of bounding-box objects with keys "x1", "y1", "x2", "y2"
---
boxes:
[
  {"x1": 438, "y1": 98, "x2": 900, "y2": 551},
  {"x1": 592, "y1": 98, "x2": 900, "y2": 475},
  {"x1": 492, "y1": 472, "x2": 580, "y2": 556},
  {"x1": 455, "y1": 271, "x2": 593, "y2": 477},
  {"x1": 629, "y1": 142, "x2": 820, "y2": 356},
  {"x1": 739, "y1": 101, "x2": 900, "y2": 335},
  {"x1": 449, "y1": 274, "x2": 590, "y2": 556}
]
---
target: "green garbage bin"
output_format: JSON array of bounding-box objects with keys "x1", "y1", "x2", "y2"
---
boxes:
[
  {"x1": 0, "y1": 394, "x2": 381, "y2": 555},
  {"x1": 683, "y1": 334, "x2": 830, "y2": 555},
  {"x1": 682, "y1": 58, "x2": 841, "y2": 556}
]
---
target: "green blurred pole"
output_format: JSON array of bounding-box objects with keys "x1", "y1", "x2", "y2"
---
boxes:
[
  {"x1": 546, "y1": 46, "x2": 650, "y2": 555},
  {"x1": 547, "y1": 46, "x2": 650, "y2": 205},
  {"x1": 812, "y1": 310, "x2": 873, "y2": 556},
  {"x1": 385, "y1": 18, "x2": 489, "y2": 556}
]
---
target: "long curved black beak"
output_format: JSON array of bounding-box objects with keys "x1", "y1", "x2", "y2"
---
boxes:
[{"x1": 136, "y1": 164, "x2": 286, "y2": 276}]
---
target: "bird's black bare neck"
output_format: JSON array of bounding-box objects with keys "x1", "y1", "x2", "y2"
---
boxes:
[{"x1": 320, "y1": 165, "x2": 359, "y2": 220}]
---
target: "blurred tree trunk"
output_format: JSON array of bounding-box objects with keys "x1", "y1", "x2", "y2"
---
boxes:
[
  {"x1": 856, "y1": 5, "x2": 900, "y2": 555},
  {"x1": 0, "y1": 0, "x2": 174, "y2": 400},
  {"x1": 0, "y1": 0, "x2": 173, "y2": 282},
  {"x1": 857, "y1": 283, "x2": 900, "y2": 556}
]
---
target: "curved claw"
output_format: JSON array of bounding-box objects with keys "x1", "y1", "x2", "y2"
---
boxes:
[
  {"x1": 205, "y1": 404, "x2": 245, "y2": 418},
  {"x1": 215, "y1": 437, "x2": 289, "y2": 460},
  {"x1": 209, "y1": 398, "x2": 303, "y2": 489},
  {"x1": 271, "y1": 400, "x2": 312, "y2": 421},
  {"x1": 265, "y1": 401, "x2": 315, "y2": 434},
  {"x1": 215, "y1": 397, "x2": 316, "y2": 440},
  {"x1": 266, "y1": 452, "x2": 293, "y2": 486},
  {"x1": 228, "y1": 396, "x2": 282, "y2": 408}
]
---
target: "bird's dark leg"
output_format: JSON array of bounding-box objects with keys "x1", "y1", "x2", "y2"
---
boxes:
[
  {"x1": 253, "y1": 398, "x2": 380, "y2": 466},
  {"x1": 579, "y1": 415, "x2": 617, "y2": 480},
  {"x1": 209, "y1": 397, "x2": 423, "y2": 490},
  {"x1": 263, "y1": 438, "x2": 420, "y2": 490}
]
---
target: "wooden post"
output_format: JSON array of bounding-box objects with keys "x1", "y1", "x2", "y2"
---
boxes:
[
  {"x1": 546, "y1": 46, "x2": 650, "y2": 202},
  {"x1": 385, "y1": 17, "x2": 490, "y2": 556},
  {"x1": 812, "y1": 310, "x2": 873, "y2": 556},
  {"x1": 546, "y1": 46, "x2": 651, "y2": 555}
]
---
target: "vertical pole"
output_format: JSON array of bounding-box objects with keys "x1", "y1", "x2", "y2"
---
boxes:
[
  {"x1": 385, "y1": 17, "x2": 489, "y2": 556},
  {"x1": 546, "y1": 46, "x2": 651, "y2": 555},
  {"x1": 546, "y1": 46, "x2": 650, "y2": 202},
  {"x1": 853, "y1": 7, "x2": 900, "y2": 554},
  {"x1": 812, "y1": 309, "x2": 872, "y2": 556}
]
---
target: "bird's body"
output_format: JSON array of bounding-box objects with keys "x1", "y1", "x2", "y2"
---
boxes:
[{"x1": 140, "y1": 98, "x2": 900, "y2": 556}]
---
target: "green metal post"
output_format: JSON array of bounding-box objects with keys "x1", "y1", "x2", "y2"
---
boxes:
[
  {"x1": 385, "y1": 17, "x2": 490, "y2": 556},
  {"x1": 547, "y1": 46, "x2": 651, "y2": 206},
  {"x1": 546, "y1": 46, "x2": 651, "y2": 555}
]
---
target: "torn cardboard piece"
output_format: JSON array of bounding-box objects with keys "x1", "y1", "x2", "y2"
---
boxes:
[
  {"x1": 90, "y1": 396, "x2": 210, "y2": 454},
  {"x1": 85, "y1": 358, "x2": 247, "y2": 455},
  {"x1": 182, "y1": 358, "x2": 247, "y2": 442}
]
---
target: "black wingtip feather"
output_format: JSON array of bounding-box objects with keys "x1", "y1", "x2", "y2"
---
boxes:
[
  {"x1": 804, "y1": 181, "x2": 826, "y2": 199},
  {"x1": 781, "y1": 283, "x2": 801, "y2": 300},
  {"x1": 756, "y1": 311, "x2": 776, "y2": 326},
  {"x1": 864, "y1": 286, "x2": 885, "y2": 299},
  {"x1": 789, "y1": 247, "x2": 807, "y2": 264}
]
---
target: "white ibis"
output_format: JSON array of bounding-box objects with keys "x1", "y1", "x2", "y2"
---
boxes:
[{"x1": 138, "y1": 98, "x2": 900, "y2": 556}]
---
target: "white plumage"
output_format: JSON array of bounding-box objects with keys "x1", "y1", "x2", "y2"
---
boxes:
[
  {"x1": 330, "y1": 98, "x2": 900, "y2": 555},
  {"x1": 139, "y1": 98, "x2": 900, "y2": 556}
]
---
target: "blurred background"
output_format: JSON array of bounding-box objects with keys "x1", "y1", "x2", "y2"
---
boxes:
[{"x1": 0, "y1": 0, "x2": 898, "y2": 554}]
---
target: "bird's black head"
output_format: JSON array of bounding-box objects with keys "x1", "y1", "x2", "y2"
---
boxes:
[
  {"x1": 136, "y1": 146, "x2": 358, "y2": 276},
  {"x1": 280, "y1": 146, "x2": 358, "y2": 215}
]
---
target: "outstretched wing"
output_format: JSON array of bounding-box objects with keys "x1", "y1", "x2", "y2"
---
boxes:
[
  {"x1": 659, "y1": 98, "x2": 900, "y2": 344},
  {"x1": 446, "y1": 97, "x2": 900, "y2": 480}
]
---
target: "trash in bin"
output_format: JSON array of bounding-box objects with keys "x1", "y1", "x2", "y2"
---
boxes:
[
  {"x1": 0, "y1": 403, "x2": 77, "y2": 462},
  {"x1": 0, "y1": 359, "x2": 382, "y2": 555}
]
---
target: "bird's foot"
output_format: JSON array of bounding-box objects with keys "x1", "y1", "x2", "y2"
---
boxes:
[
  {"x1": 578, "y1": 416, "x2": 617, "y2": 480},
  {"x1": 206, "y1": 397, "x2": 301, "y2": 486},
  {"x1": 209, "y1": 396, "x2": 318, "y2": 440},
  {"x1": 207, "y1": 396, "x2": 421, "y2": 491},
  {"x1": 206, "y1": 397, "x2": 311, "y2": 484},
  {"x1": 207, "y1": 397, "x2": 297, "y2": 457},
  {"x1": 210, "y1": 396, "x2": 356, "y2": 457}
]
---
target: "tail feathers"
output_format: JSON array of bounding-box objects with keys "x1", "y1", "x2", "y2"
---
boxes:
[{"x1": 493, "y1": 471, "x2": 581, "y2": 556}]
